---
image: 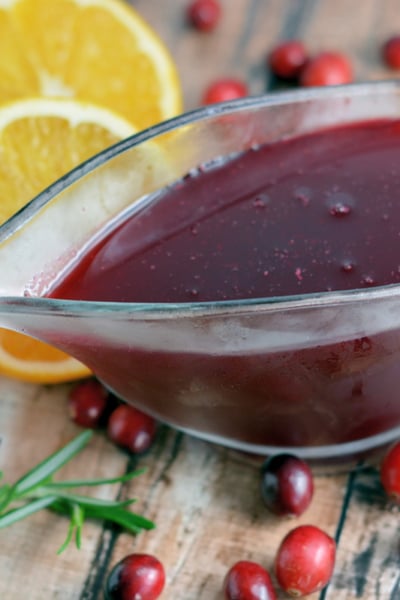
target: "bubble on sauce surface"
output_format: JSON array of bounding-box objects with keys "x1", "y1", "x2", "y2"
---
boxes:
[
  {"x1": 187, "y1": 288, "x2": 199, "y2": 298},
  {"x1": 295, "y1": 268, "x2": 303, "y2": 281},
  {"x1": 293, "y1": 186, "x2": 312, "y2": 206},
  {"x1": 326, "y1": 191, "x2": 355, "y2": 217},
  {"x1": 252, "y1": 193, "x2": 270, "y2": 208},
  {"x1": 341, "y1": 260, "x2": 355, "y2": 273},
  {"x1": 362, "y1": 275, "x2": 375, "y2": 286}
]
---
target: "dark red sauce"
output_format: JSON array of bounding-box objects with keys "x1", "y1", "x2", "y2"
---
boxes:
[{"x1": 50, "y1": 119, "x2": 400, "y2": 304}]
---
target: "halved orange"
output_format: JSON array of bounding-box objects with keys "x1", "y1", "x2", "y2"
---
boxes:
[
  {"x1": 0, "y1": 0, "x2": 182, "y2": 129},
  {"x1": 0, "y1": 330, "x2": 92, "y2": 384},
  {"x1": 0, "y1": 97, "x2": 137, "y2": 383}
]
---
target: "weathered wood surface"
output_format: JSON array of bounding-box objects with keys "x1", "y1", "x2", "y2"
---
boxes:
[{"x1": 2, "y1": 0, "x2": 400, "y2": 598}]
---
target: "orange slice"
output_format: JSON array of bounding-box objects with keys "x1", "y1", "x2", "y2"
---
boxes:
[
  {"x1": 0, "y1": 330, "x2": 92, "y2": 384},
  {"x1": 0, "y1": 96, "x2": 137, "y2": 383},
  {"x1": 0, "y1": 0, "x2": 182, "y2": 129}
]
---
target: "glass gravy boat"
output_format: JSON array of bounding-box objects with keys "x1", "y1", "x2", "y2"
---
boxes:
[{"x1": 1, "y1": 80, "x2": 400, "y2": 460}]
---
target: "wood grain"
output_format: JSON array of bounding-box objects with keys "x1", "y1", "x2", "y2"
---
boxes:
[{"x1": 2, "y1": 0, "x2": 400, "y2": 598}]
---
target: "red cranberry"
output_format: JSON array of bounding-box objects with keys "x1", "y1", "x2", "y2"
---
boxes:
[
  {"x1": 187, "y1": 0, "x2": 221, "y2": 32},
  {"x1": 105, "y1": 553, "x2": 165, "y2": 600},
  {"x1": 300, "y1": 51, "x2": 353, "y2": 87},
  {"x1": 380, "y1": 440, "x2": 400, "y2": 500},
  {"x1": 223, "y1": 560, "x2": 277, "y2": 600},
  {"x1": 268, "y1": 40, "x2": 308, "y2": 79},
  {"x1": 382, "y1": 36, "x2": 400, "y2": 69},
  {"x1": 261, "y1": 453, "x2": 314, "y2": 517},
  {"x1": 107, "y1": 404, "x2": 156, "y2": 454},
  {"x1": 202, "y1": 78, "x2": 248, "y2": 105},
  {"x1": 68, "y1": 378, "x2": 108, "y2": 429},
  {"x1": 275, "y1": 525, "x2": 336, "y2": 597}
]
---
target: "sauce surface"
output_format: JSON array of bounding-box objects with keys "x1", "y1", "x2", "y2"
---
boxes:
[{"x1": 50, "y1": 119, "x2": 400, "y2": 303}]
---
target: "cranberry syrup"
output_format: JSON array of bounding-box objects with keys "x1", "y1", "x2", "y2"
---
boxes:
[
  {"x1": 52, "y1": 120, "x2": 400, "y2": 303},
  {"x1": 48, "y1": 119, "x2": 400, "y2": 448}
]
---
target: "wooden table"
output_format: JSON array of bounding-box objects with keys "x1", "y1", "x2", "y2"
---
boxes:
[{"x1": 2, "y1": 1, "x2": 400, "y2": 598}]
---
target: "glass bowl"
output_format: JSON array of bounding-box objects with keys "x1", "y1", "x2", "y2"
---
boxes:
[{"x1": 1, "y1": 80, "x2": 400, "y2": 461}]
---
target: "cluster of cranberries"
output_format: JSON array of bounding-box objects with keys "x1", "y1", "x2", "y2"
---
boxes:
[
  {"x1": 268, "y1": 42, "x2": 353, "y2": 87},
  {"x1": 100, "y1": 442, "x2": 400, "y2": 599},
  {"x1": 225, "y1": 444, "x2": 400, "y2": 600},
  {"x1": 186, "y1": 0, "x2": 400, "y2": 105},
  {"x1": 69, "y1": 378, "x2": 331, "y2": 598},
  {"x1": 68, "y1": 378, "x2": 157, "y2": 455}
]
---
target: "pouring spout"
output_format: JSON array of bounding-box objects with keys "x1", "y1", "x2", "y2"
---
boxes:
[
  {"x1": 0, "y1": 295, "x2": 95, "y2": 382},
  {"x1": 0, "y1": 108, "x2": 208, "y2": 378}
]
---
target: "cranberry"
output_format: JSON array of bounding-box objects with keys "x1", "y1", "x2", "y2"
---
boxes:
[
  {"x1": 268, "y1": 40, "x2": 308, "y2": 79},
  {"x1": 382, "y1": 36, "x2": 400, "y2": 69},
  {"x1": 202, "y1": 78, "x2": 248, "y2": 105},
  {"x1": 68, "y1": 378, "x2": 108, "y2": 428},
  {"x1": 300, "y1": 51, "x2": 353, "y2": 87},
  {"x1": 223, "y1": 561, "x2": 277, "y2": 600},
  {"x1": 275, "y1": 525, "x2": 336, "y2": 597},
  {"x1": 107, "y1": 404, "x2": 157, "y2": 454},
  {"x1": 380, "y1": 440, "x2": 400, "y2": 500},
  {"x1": 105, "y1": 553, "x2": 165, "y2": 600},
  {"x1": 187, "y1": 0, "x2": 221, "y2": 32},
  {"x1": 261, "y1": 453, "x2": 314, "y2": 517}
]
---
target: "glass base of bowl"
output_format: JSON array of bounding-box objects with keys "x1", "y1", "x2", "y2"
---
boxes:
[
  {"x1": 177, "y1": 423, "x2": 400, "y2": 470},
  {"x1": 102, "y1": 380, "x2": 397, "y2": 470}
]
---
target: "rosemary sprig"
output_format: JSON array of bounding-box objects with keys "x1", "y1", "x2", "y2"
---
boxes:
[{"x1": 0, "y1": 430, "x2": 155, "y2": 552}]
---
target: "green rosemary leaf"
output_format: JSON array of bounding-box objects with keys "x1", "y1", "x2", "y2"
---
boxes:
[
  {"x1": 14, "y1": 430, "x2": 93, "y2": 497},
  {"x1": 0, "y1": 484, "x2": 13, "y2": 512},
  {"x1": 73, "y1": 504, "x2": 85, "y2": 550},
  {"x1": 45, "y1": 468, "x2": 146, "y2": 489},
  {"x1": 86, "y1": 505, "x2": 155, "y2": 533},
  {"x1": 0, "y1": 431, "x2": 155, "y2": 551},
  {"x1": 0, "y1": 496, "x2": 57, "y2": 529},
  {"x1": 56, "y1": 515, "x2": 75, "y2": 555},
  {"x1": 38, "y1": 489, "x2": 137, "y2": 509},
  {"x1": 57, "y1": 502, "x2": 86, "y2": 554}
]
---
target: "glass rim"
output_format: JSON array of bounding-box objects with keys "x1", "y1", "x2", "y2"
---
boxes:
[{"x1": 1, "y1": 79, "x2": 400, "y2": 318}]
